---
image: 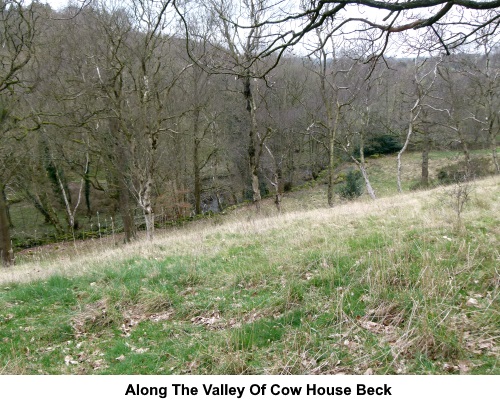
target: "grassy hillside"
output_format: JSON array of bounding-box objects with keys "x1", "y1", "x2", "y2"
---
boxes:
[
  {"x1": 8, "y1": 148, "x2": 497, "y2": 251},
  {"x1": 0, "y1": 174, "x2": 498, "y2": 374}
]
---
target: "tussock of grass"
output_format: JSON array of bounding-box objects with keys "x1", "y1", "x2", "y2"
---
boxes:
[{"x1": 0, "y1": 176, "x2": 498, "y2": 374}]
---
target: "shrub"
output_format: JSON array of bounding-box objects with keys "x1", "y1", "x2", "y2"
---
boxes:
[
  {"x1": 338, "y1": 169, "x2": 363, "y2": 200},
  {"x1": 259, "y1": 178, "x2": 269, "y2": 197},
  {"x1": 437, "y1": 157, "x2": 492, "y2": 185},
  {"x1": 357, "y1": 134, "x2": 402, "y2": 157}
]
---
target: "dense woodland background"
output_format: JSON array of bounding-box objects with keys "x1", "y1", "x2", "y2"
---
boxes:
[{"x1": 0, "y1": 0, "x2": 499, "y2": 265}]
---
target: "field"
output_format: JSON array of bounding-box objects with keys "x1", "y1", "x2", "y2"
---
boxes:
[{"x1": 0, "y1": 152, "x2": 499, "y2": 374}]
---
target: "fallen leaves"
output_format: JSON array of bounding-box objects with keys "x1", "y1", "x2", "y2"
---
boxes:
[
  {"x1": 125, "y1": 342, "x2": 150, "y2": 354},
  {"x1": 64, "y1": 355, "x2": 78, "y2": 366},
  {"x1": 91, "y1": 359, "x2": 107, "y2": 370},
  {"x1": 191, "y1": 311, "x2": 222, "y2": 329},
  {"x1": 465, "y1": 337, "x2": 496, "y2": 354},
  {"x1": 191, "y1": 308, "x2": 269, "y2": 330},
  {"x1": 466, "y1": 297, "x2": 479, "y2": 307},
  {"x1": 442, "y1": 361, "x2": 472, "y2": 374},
  {"x1": 183, "y1": 360, "x2": 199, "y2": 373},
  {"x1": 149, "y1": 311, "x2": 173, "y2": 323},
  {"x1": 61, "y1": 346, "x2": 109, "y2": 371},
  {"x1": 0, "y1": 313, "x2": 14, "y2": 323},
  {"x1": 121, "y1": 306, "x2": 174, "y2": 336},
  {"x1": 357, "y1": 317, "x2": 398, "y2": 343}
]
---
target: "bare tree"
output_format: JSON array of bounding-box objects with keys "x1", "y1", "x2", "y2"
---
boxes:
[
  {"x1": 346, "y1": 81, "x2": 378, "y2": 200},
  {"x1": 433, "y1": 57, "x2": 483, "y2": 176},
  {"x1": 180, "y1": 16, "x2": 221, "y2": 215},
  {"x1": 0, "y1": 0, "x2": 38, "y2": 266},
  {"x1": 305, "y1": 31, "x2": 360, "y2": 207},
  {"x1": 258, "y1": 65, "x2": 310, "y2": 212},
  {"x1": 233, "y1": 0, "x2": 500, "y2": 69},
  {"x1": 186, "y1": 0, "x2": 275, "y2": 212},
  {"x1": 417, "y1": 109, "x2": 434, "y2": 187},
  {"x1": 397, "y1": 56, "x2": 440, "y2": 193},
  {"x1": 462, "y1": 35, "x2": 500, "y2": 174},
  {"x1": 83, "y1": 1, "x2": 191, "y2": 241}
]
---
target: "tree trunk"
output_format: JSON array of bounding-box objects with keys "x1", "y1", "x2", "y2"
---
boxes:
[
  {"x1": 461, "y1": 140, "x2": 472, "y2": 178},
  {"x1": 118, "y1": 182, "x2": 136, "y2": 244},
  {"x1": 215, "y1": 192, "x2": 223, "y2": 212},
  {"x1": 140, "y1": 128, "x2": 159, "y2": 241},
  {"x1": 360, "y1": 164, "x2": 376, "y2": 199},
  {"x1": 2, "y1": 187, "x2": 13, "y2": 228},
  {"x1": 244, "y1": 75, "x2": 261, "y2": 212},
  {"x1": 489, "y1": 118, "x2": 499, "y2": 174},
  {"x1": 26, "y1": 190, "x2": 65, "y2": 234},
  {"x1": 0, "y1": 183, "x2": 13, "y2": 267},
  {"x1": 250, "y1": 158, "x2": 261, "y2": 212},
  {"x1": 194, "y1": 142, "x2": 201, "y2": 215},
  {"x1": 140, "y1": 173, "x2": 154, "y2": 242},
  {"x1": 483, "y1": 74, "x2": 499, "y2": 174},
  {"x1": 84, "y1": 155, "x2": 91, "y2": 218},
  {"x1": 274, "y1": 167, "x2": 284, "y2": 213},
  {"x1": 109, "y1": 117, "x2": 136, "y2": 243},
  {"x1": 193, "y1": 107, "x2": 202, "y2": 215},
  {"x1": 54, "y1": 163, "x2": 79, "y2": 230},
  {"x1": 327, "y1": 128, "x2": 335, "y2": 207},
  {"x1": 492, "y1": 137, "x2": 499, "y2": 175},
  {"x1": 358, "y1": 130, "x2": 376, "y2": 200},
  {"x1": 398, "y1": 98, "x2": 420, "y2": 193}
]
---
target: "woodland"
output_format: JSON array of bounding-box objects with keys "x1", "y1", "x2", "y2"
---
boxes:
[{"x1": 1, "y1": 0, "x2": 499, "y2": 266}]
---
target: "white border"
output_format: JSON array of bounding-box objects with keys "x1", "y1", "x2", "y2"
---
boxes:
[{"x1": 2, "y1": 375, "x2": 498, "y2": 405}]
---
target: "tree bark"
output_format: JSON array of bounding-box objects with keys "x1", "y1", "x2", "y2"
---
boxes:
[
  {"x1": 483, "y1": 47, "x2": 499, "y2": 174},
  {"x1": 138, "y1": 127, "x2": 158, "y2": 242},
  {"x1": 327, "y1": 128, "x2": 335, "y2": 207},
  {"x1": 118, "y1": 182, "x2": 136, "y2": 244},
  {"x1": 274, "y1": 167, "x2": 284, "y2": 213},
  {"x1": 491, "y1": 128, "x2": 499, "y2": 174},
  {"x1": 2, "y1": 186, "x2": 13, "y2": 228},
  {"x1": 193, "y1": 107, "x2": 202, "y2": 215},
  {"x1": 487, "y1": 111, "x2": 499, "y2": 174},
  {"x1": 140, "y1": 172, "x2": 154, "y2": 242},
  {"x1": 358, "y1": 131, "x2": 376, "y2": 200},
  {"x1": 84, "y1": 154, "x2": 91, "y2": 218},
  {"x1": 461, "y1": 139, "x2": 472, "y2": 178},
  {"x1": 398, "y1": 96, "x2": 421, "y2": 193},
  {"x1": 0, "y1": 183, "x2": 13, "y2": 267},
  {"x1": 110, "y1": 118, "x2": 136, "y2": 243},
  {"x1": 244, "y1": 74, "x2": 262, "y2": 212}
]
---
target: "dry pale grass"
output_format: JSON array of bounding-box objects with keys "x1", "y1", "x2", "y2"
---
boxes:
[{"x1": 1, "y1": 175, "x2": 498, "y2": 286}]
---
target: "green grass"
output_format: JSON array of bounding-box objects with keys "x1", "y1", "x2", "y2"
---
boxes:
[{"x1": 0, "y1": 157, "x2": 499, "y2": 374}]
